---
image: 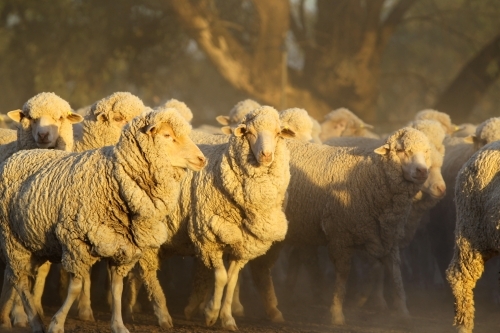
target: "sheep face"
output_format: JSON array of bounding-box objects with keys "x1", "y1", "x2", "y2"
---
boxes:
[
  {"x1": 420, "y1": 148, "x2": 446, "y2": 198},
  {"x1": 320, "y1": 119, "x2": 347, "y2": 140},
  {"x1": 375, "y1": 128, "x2": 432, "y2": 185},
  {"x1": 8, "y1": 109, "x2": 83, "y2": 148},
  {"x1": 146, "y1": 121, "x2": 206, "y2": 172}
]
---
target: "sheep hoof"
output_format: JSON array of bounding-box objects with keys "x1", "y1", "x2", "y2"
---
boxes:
[
  {"x1": 0, "y1": 319, "x2": 12, "y2": 328},
  {"x1": 78, "y1": 308, "x2": 95, "y2": 322},
  {"x1": 268, "y1": 309, "x2": 284, "y2": 323},
  {"x1": 204, "y1": 307, "x2": 219, "y2": 327},
  {"x1": 110, "y1": 322, "x2": 130, "y2": 333},
  {"x1": 184, "y1": 304, "x2": 197, "y2": 320},
  {"x1": 221, "y1": 316, "x2": 238, "y2": 331},
  {"x1": 159, "y1": 315, "x2": 173, "y2": 329},
  {"x1": 331, "y1": 314, "x2": 345, "y2": 326},
  {"x1": 13, "y1": 318, "x2": 28, "y2": 328},
  {"x1": 232, "y1": 304, "x2": 245, "y2": 317},
  {"x1": 457, "y1": 325, "x2": 472, "y2": 333},
  {"x1": 48, "y1": 318, "x2": 64, "y2": 333}
]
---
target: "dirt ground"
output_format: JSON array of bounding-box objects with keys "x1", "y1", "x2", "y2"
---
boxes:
[{"x1": 6, "y1": 261, "x2": 500, "y2": 333}]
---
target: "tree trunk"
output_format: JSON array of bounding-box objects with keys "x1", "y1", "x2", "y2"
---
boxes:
[{"x1": 434, "y1": 33, "x2": 500, "y2": 123}]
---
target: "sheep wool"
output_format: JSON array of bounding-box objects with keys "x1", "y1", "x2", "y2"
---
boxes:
[
  {"x1": 279, "y1": 108, "x2": 314, "y2": 142},
  {"x1": 414, "y1": 109, "x2": 457, "y2": 135},
  {"x1": 156, "y1": 98, "x2": 193, "y2": 123},
  {"x1": 216, "y1": 99, "x2": 261, "y2": 127},
  {"x1": 0, "y1": 108, "x2": 204, "y2": 333}
]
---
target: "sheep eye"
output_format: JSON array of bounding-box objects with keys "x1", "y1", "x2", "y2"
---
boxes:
[
  {"x1": 114, "y1": 116, "x2": 124, "y2": 122},
  {"x1": 164, "y1": 133, "x2": 171, "y2": 138}
]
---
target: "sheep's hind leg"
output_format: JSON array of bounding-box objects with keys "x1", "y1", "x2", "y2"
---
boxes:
[
  {"x1": 446, "y1": 239, "x2": 485, "y2": 333},
  {"x1": 12, "y1": 268, "x2": 45, "y2": 333},
  {"x1": 381, "y1": 248, "x2": 409, "y2": 318},
  {"x1": 77, "y1": 267, "x2": 94, "y2": 321},
  {"x1": 47, "y1": 273, "x2": 83, "y2": 333},
  {"x1": 204, "y1": 256, "x2": 227, "y2": 327},
  {"x1": 11, "y1": 292, "x2": 28, "y2": 327},
  {"x1": 32, "y1": 261, "x2": 51, "y2": 318},
  {"x1": 184, "y1": 259, "x2": 212, "y2": 319},
  {"x1": 328, "y1": 244, "x2": 353, "y2": 326},
  {"x1": 123, "y1": 265, "x2": 143, "y2": 322},
  {"x1": 220, "y1": 260, "x2": 246, "y2": 331},
  {"x1": 0, "y1": 268, "x2": 17, "y2": 328}
]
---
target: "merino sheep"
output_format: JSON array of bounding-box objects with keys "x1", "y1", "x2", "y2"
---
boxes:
[
  {"x1": 156, "y1": 98, "x2": 193, "y2": 123},
  {"x1": 414, "y1": 109, "x2": 457, "y2": 136},
  {"x1": 428, "y1": 117, "x2": 500, "y2": 277},
  {"x1": 123, "y1": 106, "x2": 294, "y2": 330},
  {"x1": 216, "y1": 99, "x2": 261, "y2": 128},
  {"x1": 279, "y1": 108, "x2": 314, "y2": 142},
  {"x1": 452, "y1": 123, "x2": 476, "y2": 138},
  {"x1": 319, "y1": 107, "x2": 378, "y2": 141},
  {"x1": 0, "y1": 108, "x2": 206, "y2": 333},
  {"x1": 446, "y1": 140, "x2": 500, "y2": 333},
  {"x1": 73, "y1": 92, "x2": 145, "y2": 152}
]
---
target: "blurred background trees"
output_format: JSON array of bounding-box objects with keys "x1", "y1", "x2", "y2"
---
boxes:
[{"x1": 0, "y1": 0, "x2": 499, "y2": 127}]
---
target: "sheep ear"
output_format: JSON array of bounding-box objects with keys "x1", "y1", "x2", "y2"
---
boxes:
[
  {"x1": 361, "y1": 122, "x2": 374, "y2": 129},
  {"x1": 144, "y1": 123, "x2": 157, "y2": 136},
  {"x1": 374, "y1": 144, "x2": 390, "y2": 155},
  {"x1": 233, "y1": 124, "x2": 246, "y2": 137},
  {"x1": 67, "y1": 112, "x2": 84, "y2": 124},
  {"x1": 280, "y1": 127, "x2": 296, "y2": 138},
  {"x1": 7, "y1": 109, "x2": 24, "y2": 122},
  {"x1": 463, "y1": 135, "x2": 475, "y2": 144},
  {"x1": 216, "y1": 115, "x2": 230, "y2": 126},
  {"x1": 221, "y1": 126, "x2": 232, "y2": 135}
]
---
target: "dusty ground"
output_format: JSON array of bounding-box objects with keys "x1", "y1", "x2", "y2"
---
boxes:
[{"x1": 6, "y1": 262, "x2": 500, "y2": 333}]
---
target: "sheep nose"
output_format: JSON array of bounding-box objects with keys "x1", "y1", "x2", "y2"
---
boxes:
[
  {"x1": 415, "y1": 167, "x2": 428, "y2": 178},
  {"x1": 37, "y1": 132, "x2": 49, "y2": 142},
  {"x1": 198, "y1": 156, "x2": 207, "y2": 166},
  {"x1": 261, "y1": 151, "x2": 272, "y2": 158},
  {"x1": 435, "y1": 183, "x2": 446, "y2": 197}
]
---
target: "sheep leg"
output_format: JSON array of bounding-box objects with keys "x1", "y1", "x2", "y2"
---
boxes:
[
  {"x1": 77, "y1": 267, "x2": 94, "y2": 321},
  {"x1": 137, "y1": 254, "x2": 173, "y2": 328},
  {"x1": 47, "y1": 273, "x2": 83, "y2": 333},
  {"x1": 328, "y1": 244, "x2": 352, "y2": 326},
  {"x1": 219, "y1": 260, "x2": 246, "y2": 331},
  {"x1": 0, "y1": 268, "x2": 17, "y2": 328},
  {"x1": 231, "y1": 278, "x2": 244, "y2": 317},
  {"x1": 11, "y1": 292, "x2": 29, "y2": 327},
  {"x1": 184, "y1": 259, "x2": 212, "y2": 319},
  {"x1": 123, "y1": 265, "x2": 142, "y2": 322},
  {"x1": 354, "y1": 259, "x2": 387, "y2": 310},
  {"x1": 204, "y1": 256, "x2": 227, "y2": 327},
  {"x1": 12, "y1": 269, "x2": 45, "y2": 333},
  {"x1": 446, "y1": 239, "x2": 485, "y2": 333},
  {"x1": 381, "y1": 248, "x2": 409, "y2": 317},
  {"x1": 109, "y1": 265, "x2": 130, "y2": 333},
  {"x1": 32, "y1": 261, "x2": 51, "y2": 318},
  {"x1": 284, "y1": 246, "x2": 301, "y2": 300},
  {"x1": 249, "y1": 243, "x2": 284, "y2": 322}
]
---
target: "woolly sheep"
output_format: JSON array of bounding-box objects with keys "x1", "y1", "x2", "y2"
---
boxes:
[
  {"x1": 123, "y1": 106, "x2": 294, "y2": 330},
  {"x1": 279, "y1": 108, "x2": 314, "y2": 142},
  {"x1": 0, "y1": 108, "x2": 206, "y2": 333},
  {"x1": 446, "y1": 140, "x2": 500, "y2": 333},
  {"x1": 73, "y1": 92, "x2": 145, "y2": 152},
  {"x1": 319, "y1": 107, "x2": 378, "y2": 141},
  {"x1": 0, "y1": 92, "x2": 83, "y2": 163},
  {"x1": 216, "y1": 99, "x2": 261, "y2": 128},
  {"x1": 244, "y1": 127, "x2": 433, "y2": 327},
  {"x1": 428, "y1": 117, "x2": 500, "y2": 276},
  {"x1": 414, "y1": 109, "x2": 458, "y2": 136},
  {"x1": 452, "y1": 123, "x2": 476, "y2": 138},
  {"x1": 0, "y1": 128, "x2": 16, "y2": 145},
  {"x1": 310, "y1": 116, "x2": 322, "y2": 143},
  {"x1": 155, "y1": 98, "x2": 193, "y2": 123}
]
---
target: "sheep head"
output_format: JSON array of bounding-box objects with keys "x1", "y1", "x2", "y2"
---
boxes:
[
  {"x1": 420, "y1": 147, "x2": 446, "y2": 199},
  {"x1": 141, "y1": 108, "x2": 206, "y2": 171},
  {"x1": 8, "y1": 92, "x2": 83, "y2": 149},
  {"x1": 374, "y1": 127, "x2": 432, "y2": 185},
  {"x1": 91, "y1": 91, "x2": 145, "y2": 128},
  {"x1": 216, "y1": 99, "x2": 261, "y2": 128},
  {"x1": 223, "y1": 106, "x2": 294, "y2": 167},
  {"x1": 279, "y1": 108, "x2": 314, "y2": 142},
  {"x1": 414, "y1": 109, "x2": 457, "y2": 136},
  {"x1": 319, "y1": 107, "x2": 374, "y2": 141},
  {"x1": 464, "y1": 117, "x2": 500, "y2": 150}
]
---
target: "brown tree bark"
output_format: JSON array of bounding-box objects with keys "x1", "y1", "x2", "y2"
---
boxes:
[{"x1": 434, "y1": 33, "x2": 500, "y2": 123}]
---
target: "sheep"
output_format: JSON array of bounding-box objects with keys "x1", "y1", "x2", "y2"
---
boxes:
[
  {"x1": 0, "y1": 128, "x2": 16, "y2": 145},
  {"x1": 310, "y1": 116, "x2": 322, "y2": 143},
  {"x1": 0, "y1": 108, "x2": 206, "y2": 333},
  {"x1": 0, "y1": 92, "x2": 83, "y2": 163},
  {"x1": 414, "y1": 109, "x2": 458, "y2": 136},
  {"x1": 428, "y1": 117, "x2": 500, "y2": 278},
  {"x1": 155, "y1": 98, "x2": 193, "y2": 123},
  {"x1": 73, "y1": 91, "x2": 145, "y2": 152},
  {"x1": 215, "y1": 99, "x2": 261, "y2": 128},
  {"x1": 446, "y1": 140, "x2": 500, "y2": 333},
  {"x1": 319, "y1": 107, "x2": 378, "y2": 141},
  {"x1": 452, "y1": 123, "x2": 477, "y2": 138},
  {"x1": 122, "y1": 106, "x2": 294, "y2": 330},
  {"x1": 279, "y1": 108, "x2": 314, "y2": 142}
]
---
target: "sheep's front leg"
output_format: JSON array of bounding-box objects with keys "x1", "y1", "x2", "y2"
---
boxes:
[
  {"x1": 204, "y1": 256, "x2": 227, "y2": 326},
  {"x1": 109, "y1": 266, "x2": 130, "y2": 333},
  {"x1": 184, "y1": 259, "x2": 212, "y2": 319},
  {"x1": 446, "y1": 239, "x2": 485, "y2": 333},
  {"x1": 137, "y1": 252, "x2": 173, "y2": 328},
  {"x1": 123, "y1": 265, "x2": 143, "y2": 322},
  {"x1": 381, "y1": 247, "x2": 409, "y2": 317},
  {"x1": 11, "y1": 292, "x2": 28, "y2": 327},
  {"x1": 77, "y1": 267, "x2": 94, "y2": 321},
  {"x1": 220, "y1": 260, "x2": 246, "y2": 331},
  {"x1": 0, "y1": 268, "x2": 18, "y2": 328},
  {"x1": 48, "y1": 273, "x2": 82, "y2": 333}
]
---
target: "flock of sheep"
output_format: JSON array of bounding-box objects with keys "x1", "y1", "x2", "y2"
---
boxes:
[{"x1": 0, "y1": 91, "x2": 497, "y2": 333}]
